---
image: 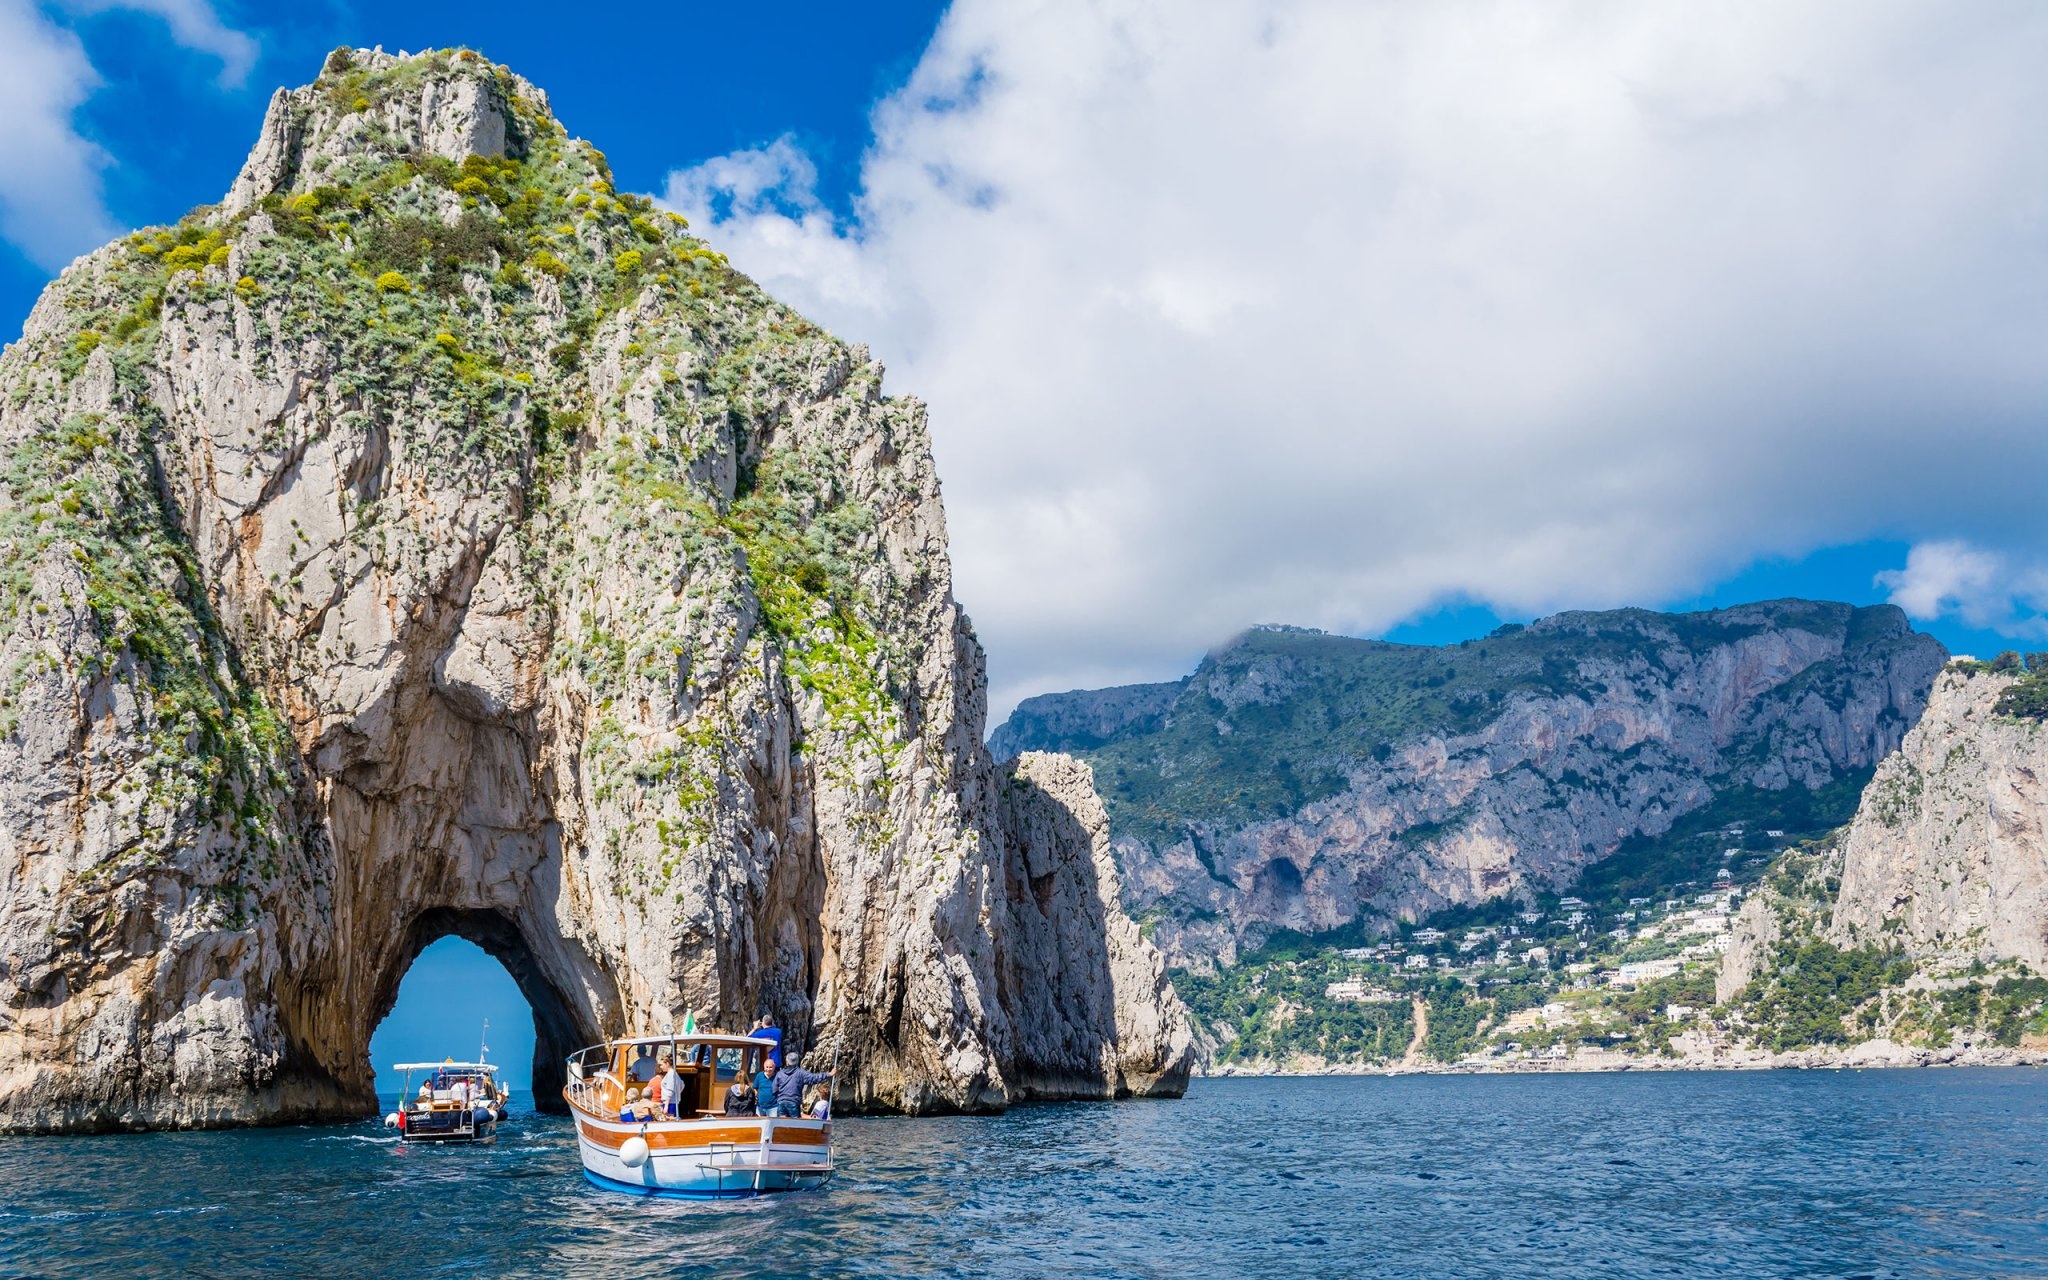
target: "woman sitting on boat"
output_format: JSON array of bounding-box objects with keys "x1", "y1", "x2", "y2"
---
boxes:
[{"x1": 724, "y1": 1077, "x2": 757, "y2": 1115}]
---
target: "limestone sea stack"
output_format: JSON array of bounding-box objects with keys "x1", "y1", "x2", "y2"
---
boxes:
[
  {"x1": 0, "y1": 48, "x2": 1191, "y2": 1133},
  {"x1": 1828, "y1": 663, "x2": 2048, "y2": 968}
]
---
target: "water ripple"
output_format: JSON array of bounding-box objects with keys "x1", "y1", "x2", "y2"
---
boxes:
[{"x1": 1, "y1": 1070, "x2": 2045, "y2": 1277}]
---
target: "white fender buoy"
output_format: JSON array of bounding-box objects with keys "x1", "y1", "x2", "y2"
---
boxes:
[
  {"x1": 619, "y1": 1136, "x2": 650, "y2": 1168},
  {"x1": 383, "y1": 1112, "x2": 401, "y2": 1128}
]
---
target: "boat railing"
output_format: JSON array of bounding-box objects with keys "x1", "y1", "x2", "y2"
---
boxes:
[{"x1": 695, "y1": 1141, "x2": 834, "y2": 1193}]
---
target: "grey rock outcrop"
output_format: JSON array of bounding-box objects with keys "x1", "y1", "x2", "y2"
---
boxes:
[
  {"x1": 994, "y1": 753, "x2": 1194, "y2": 1097},
  {"x1": 1829, "y1": 665, "x2": 2048, "y2": 969},
  {"x1": 0, "y1": 48, "x2": 1188, "y2": 1132}
]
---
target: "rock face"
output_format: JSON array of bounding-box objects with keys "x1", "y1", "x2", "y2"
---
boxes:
[
  {"x1": 988, "y1": 680, "x2": 1183, "y2": 762},
  {"x1": 0, "y1": 49, "x2": 1189, "y2": 1133},
  {"x1": 1829, "y1": 664, "x2": 2048, "y2": 969},
  {"x1": 992, "y1": 603, "x2": 1946, "y2": 966},
  {"x1": 994, "y1": 753, "x2": 1193, "y2": 1098}
]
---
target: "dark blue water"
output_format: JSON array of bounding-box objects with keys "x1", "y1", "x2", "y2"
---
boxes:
[{"x1": 4, "y1": 1071, "x2": 2046, "y2": 1279}]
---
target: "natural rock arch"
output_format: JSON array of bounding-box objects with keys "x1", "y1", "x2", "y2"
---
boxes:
[
  {"x1": 0, "y1": 48, "x2": 1191, "y2": 1133},
  {"x1": 367, "y1": 908, "x2": 604, "y2": 1111}
]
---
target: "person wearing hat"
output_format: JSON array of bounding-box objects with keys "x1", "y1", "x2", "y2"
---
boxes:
[{"x1": 769, "y1": 1052, "x2": 834, "y2": 1118}]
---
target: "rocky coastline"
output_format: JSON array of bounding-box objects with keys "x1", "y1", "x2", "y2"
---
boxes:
[{"x1": 1204, "y1": 1038, "x2": 2048, "y2": 1078}]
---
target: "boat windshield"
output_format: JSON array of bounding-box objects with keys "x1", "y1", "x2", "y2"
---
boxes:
[{"x1": 399, "y1": 1064, "x2": 498, "y2": 1100}]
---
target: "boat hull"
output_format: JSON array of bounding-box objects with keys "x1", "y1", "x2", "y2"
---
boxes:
[
  {"x1": 404, "y1": 1120, "x2": 498, "y2": 1144},
  {"x1": 570, "y1": 1111, "x2": 833, "y2": 1199}
]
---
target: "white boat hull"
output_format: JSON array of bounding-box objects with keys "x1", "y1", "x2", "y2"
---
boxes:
[{"x1": 572, "y1": 1111, "x2": 834, "y2": 1199}]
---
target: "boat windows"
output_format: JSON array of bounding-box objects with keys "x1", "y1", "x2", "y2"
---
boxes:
[{"x1": 714, "y1": 1047, "x2": 743, "y2": 1082}]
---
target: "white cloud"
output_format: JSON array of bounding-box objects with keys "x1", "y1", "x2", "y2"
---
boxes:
[
  {"x1": 69, "y1": 0, "x2": 259, "y2": 87},
  {"x1": 0, "y1": 0, "x2": 120, "y2": 269},
  {"x1": 665, "y1": 1, "x2": 2048, "y2": 716},
  {"x1": 1878, "y1": 541, "x2": 2048, "y2": 641},
  {"x1": 0, "y1": 0, "x2": 256, "y2": 271}
]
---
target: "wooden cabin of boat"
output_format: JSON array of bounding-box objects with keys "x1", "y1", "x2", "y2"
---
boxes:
[{"x1": 565, "y1": 1034, "x2": 777, "y2": 1118}]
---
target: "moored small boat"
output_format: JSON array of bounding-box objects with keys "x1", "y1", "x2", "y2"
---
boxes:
[
  {"x1": 386, "y1": 1060, "x2": 509, "y2": 1144},
  {"x1": 563, "y1": 1033, "x2": 834, "y2": 1198}
]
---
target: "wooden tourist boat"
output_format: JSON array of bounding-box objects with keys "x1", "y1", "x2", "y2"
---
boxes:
[
  {"x1": 563, "y1": 1032, "x2": 834, "y2": 1198},
  {"x1": 385, "y1": 1060, "x2": 510, "y2": 1143}
]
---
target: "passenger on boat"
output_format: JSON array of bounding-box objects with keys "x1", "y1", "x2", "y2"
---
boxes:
[
  {"x1": 749, "y1": 1016, "x2": 784, "y2": 1062},
  {"x1": 755, "y1": 1058, "x2": 782, "y2": 1116},
  {"x1": 657, "y1": 1054, "x2": 683, "y2": 1118},
  {"x1": 811, "y1": 1097, "x2": 830, "y2": 1120},
  {"x1": 724, "y1": 1078, "x2": 757, "y2": 1115},
  {"x1": 771, "y1": 1054, "x2": 835, "y2": 1117},
  {"x1": 629, "y1": 1044, "x2": 659, "y2": 1083},
  {"x1": 632, "y1": 1089, "x2": 659, "y2": 1122},
  {"x1": 618, "y1": 1087, "x2": 639, "y2": 1122},
  {"x1": 416, "y1": 1080, "x2": 432, "y2": 1105}
]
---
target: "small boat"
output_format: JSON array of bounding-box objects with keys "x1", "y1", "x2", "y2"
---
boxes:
[
  {"x1": 563, "y1": 1032, "x2": 834, "y2": 1198},
  {"x1": 386, "y1": 1059, "x2": 510, "y2": 1144}
]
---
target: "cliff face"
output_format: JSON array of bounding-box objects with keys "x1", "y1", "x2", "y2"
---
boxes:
[
  {"x1": 0, "y1": 49, "x2": 1189, "y2": 1133},
  {"x1": 1828, "y1": 664, "x2": 2048, "y2": 969},
  {"x1": 1715, "y1": 665, "x2": 2048, "y2": 1046},
  {"x1": 993, "y1": 603, "x2": 1946, "y2": 966}
]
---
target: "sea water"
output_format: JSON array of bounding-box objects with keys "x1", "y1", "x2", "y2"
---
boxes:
[{"x1": 3, "y1": 1070, "x2": 2044, "y2": 1278}]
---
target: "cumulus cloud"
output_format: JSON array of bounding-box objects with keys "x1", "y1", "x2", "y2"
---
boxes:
[
  {"x1": 0, "y1": 0, "x2": 120, "y2": 269},
  {"x1": 68, "y1": 0, "x2": 259, "y2": 87},
  {"x1": 0, "y1": 0, "x2": 256, "y2": 271},
  {"x1": 665, "y1": 1, "x2": 2048, "y2": 715},
  {"x1": 1879, "y1": 541, "x2": 2048, "y2": 641}
]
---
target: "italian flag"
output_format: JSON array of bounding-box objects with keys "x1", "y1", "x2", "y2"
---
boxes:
[{"x1": 681, "y1": 1009, "x2": 696, "y2": 1035}]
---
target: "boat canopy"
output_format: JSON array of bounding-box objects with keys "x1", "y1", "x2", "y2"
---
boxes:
[
  {"x1": 576, "y1": 1033, "x2": 776, "y2": 1054},
  {"x1": 393, "y1": 1061, "x2": 496, "y2": 1072}
]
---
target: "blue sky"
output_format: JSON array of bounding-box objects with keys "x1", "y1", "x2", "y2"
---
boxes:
[
  {"x1": 5, "y1": 0, "x2": 2045, "y2": 711},
  {"x1": 368, "y1": 937, "x2": 535, "y2": 1101}
]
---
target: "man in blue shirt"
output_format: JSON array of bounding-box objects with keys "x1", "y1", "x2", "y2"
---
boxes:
[
  {"x1": 754, "y1": 1058, "x2": 782, "y2": 1116},
  {"x1": 748, "y1": 1016, "x2": 784, "y2": 1062}
]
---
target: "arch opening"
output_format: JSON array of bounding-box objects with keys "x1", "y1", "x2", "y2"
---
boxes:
[{"x1": 367, "y1": 908, "x2": 594, "y2": 1114}]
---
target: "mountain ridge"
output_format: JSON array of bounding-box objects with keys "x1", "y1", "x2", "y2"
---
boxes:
[{"x1": 991, "y1": 599, "x2": 1947, "y2": 965}]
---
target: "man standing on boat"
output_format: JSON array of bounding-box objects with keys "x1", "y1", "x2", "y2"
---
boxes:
[
  {"x1": 770, "y1": 1054, "x2": 834, "y2": 1118},
  {"x1": 748, "y1": 1016, "x2": 783, "y2": 1062}
]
